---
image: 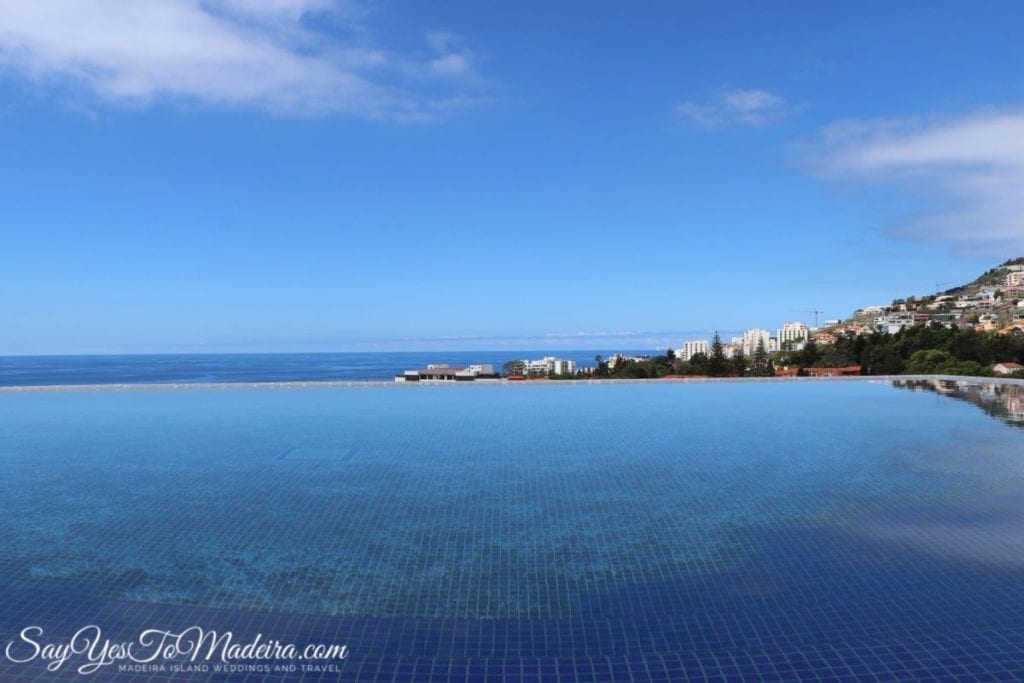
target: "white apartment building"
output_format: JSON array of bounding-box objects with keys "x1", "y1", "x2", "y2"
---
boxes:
[
  {"x1": 676, "y1": 340, "x2": 710, "y2": 361},
  {"x1": 550, "y1": 358, "x2": 576, "y2": 375},
  {"x1": 777, "y1": 322, "x2": 810, "y2": 348},
  {"x1": 523, "y1": 358, "x2": 550, "y2": 375},
  {"x1": 740, "y1": 328, "x2": 772, "y2": 356}
]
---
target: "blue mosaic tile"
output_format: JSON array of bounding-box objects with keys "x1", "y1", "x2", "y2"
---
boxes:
[{"x1": 1, "y1": 381, "x2": 1024, "y2": 680}]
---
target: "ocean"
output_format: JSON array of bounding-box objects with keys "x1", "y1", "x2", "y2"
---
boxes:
[{"x1": 0, "y1": 351, "x2": 645, "y2": 387}]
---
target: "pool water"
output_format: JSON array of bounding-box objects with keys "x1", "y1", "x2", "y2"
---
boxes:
[{"x1": 2, "y1": 380, "x2": 1024, "y2": 680}]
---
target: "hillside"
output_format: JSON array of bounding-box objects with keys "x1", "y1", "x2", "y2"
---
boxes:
[
  {"x1": 954, "y1": 256, "x2": 1024, "y2": 292},
  {"x1": 832, "y1": 257, "x2": 1024, "y2": 337}
]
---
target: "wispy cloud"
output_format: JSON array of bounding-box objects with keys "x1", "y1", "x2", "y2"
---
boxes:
[
  {"x1": 0, "y1": 0, "x2": 484, "y2": 121},
  {"x1": 809, "y1": 109, "x2": 1024, "y2": 255},
  {"x1": 675, "y1": 88, "x2": 789, "y2": 127},
  {"x1": 542, "y1": 331, "x2": 639, "y2": 339}
]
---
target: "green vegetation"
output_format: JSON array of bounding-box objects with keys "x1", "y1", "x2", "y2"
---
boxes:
[
  {"x1": 750, "y1": 338, "x2": 774, "y2": 377},
  {"x1": 504, "y1": 320, "x2": 1024, "y2": 381},
  {"x1": 502, "y1": 360, "x2": 526, "y2": 376},
  {"x1": 707, "y1": 332, "x2": 728, "y2": 377},
  {"x1": 972, "y1": 257, "x2": 1024, "y2": 288},
  {"x1": 904, "y1": 350, "x2": 985, "y2": 376},
  {"x1": 793, "y1": 324, "x2": 1024, "y2": 376},
  {"x1": 591, "y1": 349, "x2": 678, "y2": 378},
  {"x1": 730, "y1": 346, "x2": 747, "y2": 377}
]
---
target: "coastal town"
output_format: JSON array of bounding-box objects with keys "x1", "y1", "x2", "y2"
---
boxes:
[{"x1": 397, "y1": 258, "x2": 1024, "y2": 382}]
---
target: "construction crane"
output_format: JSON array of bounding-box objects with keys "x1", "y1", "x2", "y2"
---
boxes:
[
  {"x1": 804, "y1": 309, "x2": 824, "y2": 327},
  {"x1": 790, "y1": 309, "x2": 825, "y2": 327}
]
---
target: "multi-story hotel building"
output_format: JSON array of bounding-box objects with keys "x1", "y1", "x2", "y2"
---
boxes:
[
  {"x1": 776, "y1": 321, "x2": 810, "y2": 348},
  {"x1": 740, "y1": 328, "x2": 772, "y2": 356},
  {"x1": 676, "y1": 340, "x2": 710, "y2": 362}
]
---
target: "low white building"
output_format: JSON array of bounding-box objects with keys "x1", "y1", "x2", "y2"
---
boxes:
[
  {"x1": 874, "y1": 313, "x2": 915, "y2": 334},
  {"x1": 523, "y1": 356, "x2": 577, "y2": 375},
  {"x1": 993, "y1": 362, "x2": 1024, "y2": 376},
  {"x1": 396, "y1": 362, "x2": 497, "y2": 382},
  {"x1": 857, "y1": 305, "x2": 886, "y2": 316},
  {"x1": 954, "y1": 297, "x2": 993, "y2": 309},
  {"x1": 605, "y1": 354, "x2": 647, "y2": 370}
]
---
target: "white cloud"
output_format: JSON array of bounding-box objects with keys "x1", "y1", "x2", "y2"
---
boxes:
[
  {"x1": 213, "y1": 0, "x2": 336, "y2": 22},
  {"x1": 675, "y1": 88, "x2": 788, "y2": 127},
  {"x1": 811, "y1": 109, "x2": 1024, "y2": 255},
  {"x1": 0, "y1": 0, "x2": 483, "y2": 121},
  {"x1": 401, "y1": 32, "x2": 478, "y2": 82},
  {"x1": 721, "y1": 89, "x2": 784, "y2": 114}
]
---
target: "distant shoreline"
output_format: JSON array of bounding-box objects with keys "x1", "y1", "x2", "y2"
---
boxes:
[{"x1": 2, "y1": 375, "x2": 1023, "y2": 393}]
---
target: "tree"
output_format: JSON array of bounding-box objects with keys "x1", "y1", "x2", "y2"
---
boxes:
[
  {"x1": 708, "y1": 332, "x2": 728, "y2": 377},
  {"x1": 615, "y1": 360, "x2": 650, "y2": 379},
  {"x1": 751, "y1": 338, "x2": 774, "y2": 377},
  {"x1": 817, "y1": 349, "x2": 852, "y2": 368},
  {"x1": 799, "y1": 337, "x2": 819, "y2": 367},
  {"x1": 868, "y1": 346, "x2": 905, "y2": 375},
  {"x1": 827, "y1": 323, "x2": 1024, "y2": 378},
  {"x1": 685, "y1": 352, "x2": 709, "y2": 375},
  {"x1": 904, "y1": 349, "x2": 987, "y2": 376},
  {"x1": 730, "y1": 347, "x2": 747, "y2": 377},
  {"x1": 503, "y1": 360, "x2": 525, "y2": 377}
]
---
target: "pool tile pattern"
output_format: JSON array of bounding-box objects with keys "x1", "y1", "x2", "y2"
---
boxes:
[{"x1": 2, "y1": 381, "x2": 1024, "y2": 681}]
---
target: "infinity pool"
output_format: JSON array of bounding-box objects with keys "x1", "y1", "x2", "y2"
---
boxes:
[{"x1": 2, "y1": 380, "x2": 1024, "y2": 681}]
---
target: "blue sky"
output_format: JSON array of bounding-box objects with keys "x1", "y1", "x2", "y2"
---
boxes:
[{"x1": 2, "y1": 1, "x2": 1024, "y2": 354}]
